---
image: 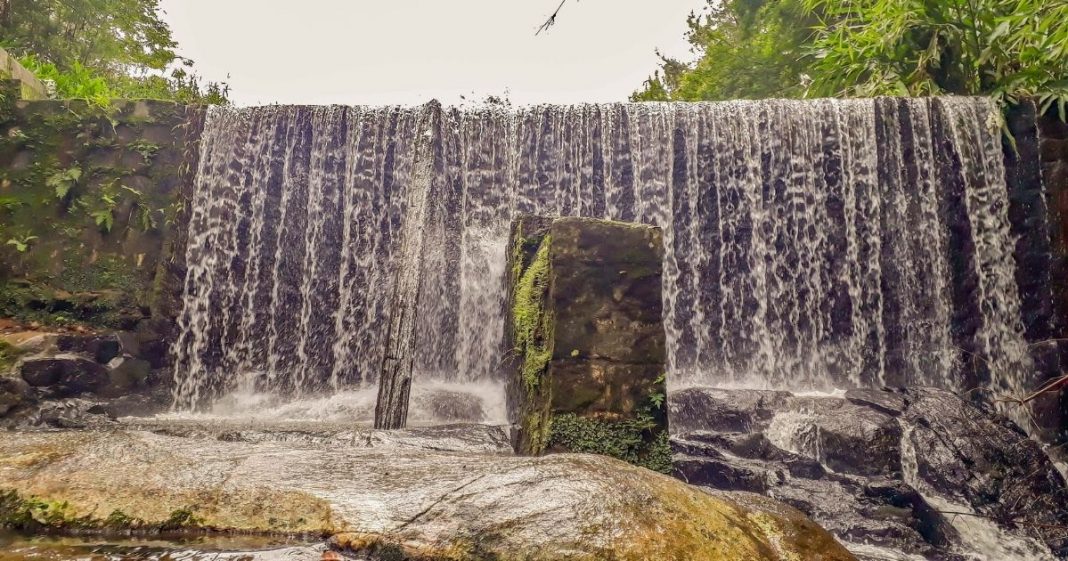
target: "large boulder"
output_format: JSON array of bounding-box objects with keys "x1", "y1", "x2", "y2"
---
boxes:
[
  {"x1": 0, "y1": 427, "x2": 856, "y2": 561},
  {"x1": 0, "y1": 327, "x2": 170, "y2": 418},
  {"x1": 409, "y1": 389, "x2": 487, "y2": 423},
  {"x1": 671, "y1": 386, "x2": 1068, "y2": 561},
  {"x1": 17, "y1": 354, "x2": 109, "y2": 395}
]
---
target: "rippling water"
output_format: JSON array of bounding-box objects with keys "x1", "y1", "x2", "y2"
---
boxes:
[{"x1": 0, "y1": 532, "x2": 323, "y2": 561}]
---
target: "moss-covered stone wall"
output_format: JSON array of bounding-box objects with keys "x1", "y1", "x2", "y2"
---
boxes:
[
  {"x1": 0, "y1": 97, "x2": 201, "y2": 334},
  {"x1": 506, "y1": 216, "x2": 670, "y2": 472}
]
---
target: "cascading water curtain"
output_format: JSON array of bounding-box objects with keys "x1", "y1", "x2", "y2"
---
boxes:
[{"x1": 172, "y1": 98, "x2": 1035, "y2": 410}]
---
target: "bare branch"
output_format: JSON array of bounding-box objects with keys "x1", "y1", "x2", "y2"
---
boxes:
[{"x1": 536, "y1": 0, "x2": 570, "y2": 36}]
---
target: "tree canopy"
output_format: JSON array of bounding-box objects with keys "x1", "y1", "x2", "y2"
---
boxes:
[
  {"x1": 0, "y1": 0, "x2": 229, "y2": 104},
  {"x1": 633, "y1": 0, "x2": 1068, "y2": 114},
  {"x1": 632, "y1": 0, "x2": 815, "y2": 101}
]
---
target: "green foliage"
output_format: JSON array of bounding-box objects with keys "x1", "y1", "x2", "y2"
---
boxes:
[
  {"x1": 0, "y1": 196, "x2": 23, "y2": 211},
  {"x1": 511, "y1": 229, "x2": 557, "y2": 455},
  {"x1": 0, "y1": 490, "x2": 87, "y2": 530},
  {"x1": 104, "y1": 509, "x2": 144, "y2": 529},
  {"x1": 90, "y1": 208, "x2": 114, "y2": 232},
  {"x1": 108, "y1": 69, "x2": 231, "y2": 105},
  {"x1": 547, "y1": 371, "x2": 671, "y2": 474},
  {"x1": 126, "y1": 139, "x2": 159, "y2": 163},
  {"x1": 0, "y1": 0, "x2": 178, "y2": 74},
  {"x1": 549, "y1": 413, "x2": 672, "y2": 474},
  {"x1": 0, "y1": 490, "x2": 207, "y2": 533},
  {"x1": 120, "y1": 184, "x2": 161, "y2": 231},
  {"x1": 648, "y1": 378, "x2": 666, "y2": 410},
  {"x1": 635, "y1": 0, "x2": 1068, "y2": 110},
  {"x1": 513, "y1": 236, "x2": 554, "y2": 393},
  {"x1": 0, "y1": 340, "x2": 26, "y2": 373},
  {"x1": 4, "y1": 234, "x2": 36, "y2": 252},
  {"x1": 1, "y1": 0, "x2": 230, "y2": 104},
  {"x1": 803, "y1": 0, "x2": 1068, "y2": 107},
  {"x1": 160, "y1": 507, "x2": 204, "y2": 531},
  {"x1": 18, "y1": 55, "x2": 110, "y2": 106},
  {"x1": 45, "y1": 165, "x2": 82, "y2": 199},
  {"x1": 88, "y1": 190, "x2": 118, "y2": 233},
  {"x1": 632, "y1": 0, "x2": 816, "y2": 101}
]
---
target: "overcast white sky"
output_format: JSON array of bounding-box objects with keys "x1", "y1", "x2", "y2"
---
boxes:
[{"x1": 158, "y1": 0, "x2": 704, "y2": 107}]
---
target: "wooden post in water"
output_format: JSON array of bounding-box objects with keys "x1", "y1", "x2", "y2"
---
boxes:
[{"x1": 374, "y1": 103, "x2": 437, "y2": 430}]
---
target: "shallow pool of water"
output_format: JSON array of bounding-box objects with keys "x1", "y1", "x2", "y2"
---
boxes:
[{"x1": 0, "y1": 532, "x2": 325, "y2": 561}]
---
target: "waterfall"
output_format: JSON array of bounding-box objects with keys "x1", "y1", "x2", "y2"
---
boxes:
[{"x1": 172, "y1": 98, "x2": 1035, "y2": 409}]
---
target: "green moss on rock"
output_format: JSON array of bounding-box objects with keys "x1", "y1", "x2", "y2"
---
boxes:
[
  {"x1": 0, "y1": 489, "x2": 214, "y2": 536},
  {"x1": 512, "y1": 234, "x2": 555, "y2": 455},
  {"x1": 0, "y1": 490, "x2": 94, "y2": 531},
  {"x1": 513, "y1": 238, "x2": 552, "y2": 392},
  {"x1": 0, "y1": 340, "x2": 25, "y2": 374},
  {"x1": 0, "y1": 279, "x2": 143, "y2": 329}
]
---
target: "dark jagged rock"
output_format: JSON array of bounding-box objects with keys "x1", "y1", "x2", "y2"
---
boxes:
[
  {"x1": 844, "y1": 388, "x2": 908, "y2": 417},
  {"x1": 670, "y1": 387, "x2": 791, "y2": 433},
  {"x1": 18, "y1": 354, "x2": 109, "y2": 395},
  {"x1": 20, "y1": 398, "x2": 116, "y2": 428},
  {"x1": 55, "y1": 333, "x2": 121, "y2": 364},
  {"x1": 0, "y1": 326, "x2": 175, "y2": 420},
  {"x1": 673, "y1": 452, "x2": 771, "y2": 493},
  {"x1": 128, "y1": 319, "x2": 172, "y2": 368},
  {"x1": 904, "y1": 387, "x2": 1068, "y2": 553},
  {"x1": 672, "y1": 386, "x2": 1068, "y2": 560}
]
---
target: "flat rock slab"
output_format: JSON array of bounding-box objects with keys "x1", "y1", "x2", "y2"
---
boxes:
[{"x1": 0, "y1": 426, "x2": 854, "y2": 561}]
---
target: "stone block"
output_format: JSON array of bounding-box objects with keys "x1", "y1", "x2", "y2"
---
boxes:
[
  {"x1": 506, "y1": 216, "x2": 668, "y2": 467},
  {"x1": 0, "y1": 47, "x2": 48, "y2": 100}
]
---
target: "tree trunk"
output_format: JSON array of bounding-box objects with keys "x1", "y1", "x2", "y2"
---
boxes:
[{"x1": 374, "y1": 103, "x2": 438, "y2": 430}]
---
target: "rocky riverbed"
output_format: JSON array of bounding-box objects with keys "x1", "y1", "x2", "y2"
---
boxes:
[{"x1": 670, "y1": 386, "x2": 1068, "y2": 561}]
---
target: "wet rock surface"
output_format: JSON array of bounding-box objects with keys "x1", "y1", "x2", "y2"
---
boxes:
[
  {"x1": 0, "y1": 329, "x2": 171, "y2": 424},
  {"x1": 17, "y1": 354, "x2": 110, "y2": 395},
  {"x1": 670, "y1": 386, "x2": 1068, "y2": 561},
  {"x1": 0, "y1": 424, "x2": 855, "y2": 561}
]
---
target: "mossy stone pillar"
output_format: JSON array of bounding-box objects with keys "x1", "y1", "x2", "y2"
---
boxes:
[{"x1": 506, "y1": 216, "x2": 669, "y2": 470}]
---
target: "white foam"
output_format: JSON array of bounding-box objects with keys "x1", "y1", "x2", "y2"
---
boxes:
[{"x1": 157, "y1": 380, "x2": 508, "y2": 426}]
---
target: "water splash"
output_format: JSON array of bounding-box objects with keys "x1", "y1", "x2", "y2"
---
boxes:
[
  {"x1": 160, "y1": 381, "x2": 508, "y2": 426},
  {"x1": 173, "y1": 98, "x2": 1033, "y2": 410}
]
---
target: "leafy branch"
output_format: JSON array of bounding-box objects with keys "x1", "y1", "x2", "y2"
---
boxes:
[
  {"x1": 46, "y1": 165, "x2": 82, "y2": 200},
  {"x1": 5, "y1": 234, "x2": 37, "y2": 253}
]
